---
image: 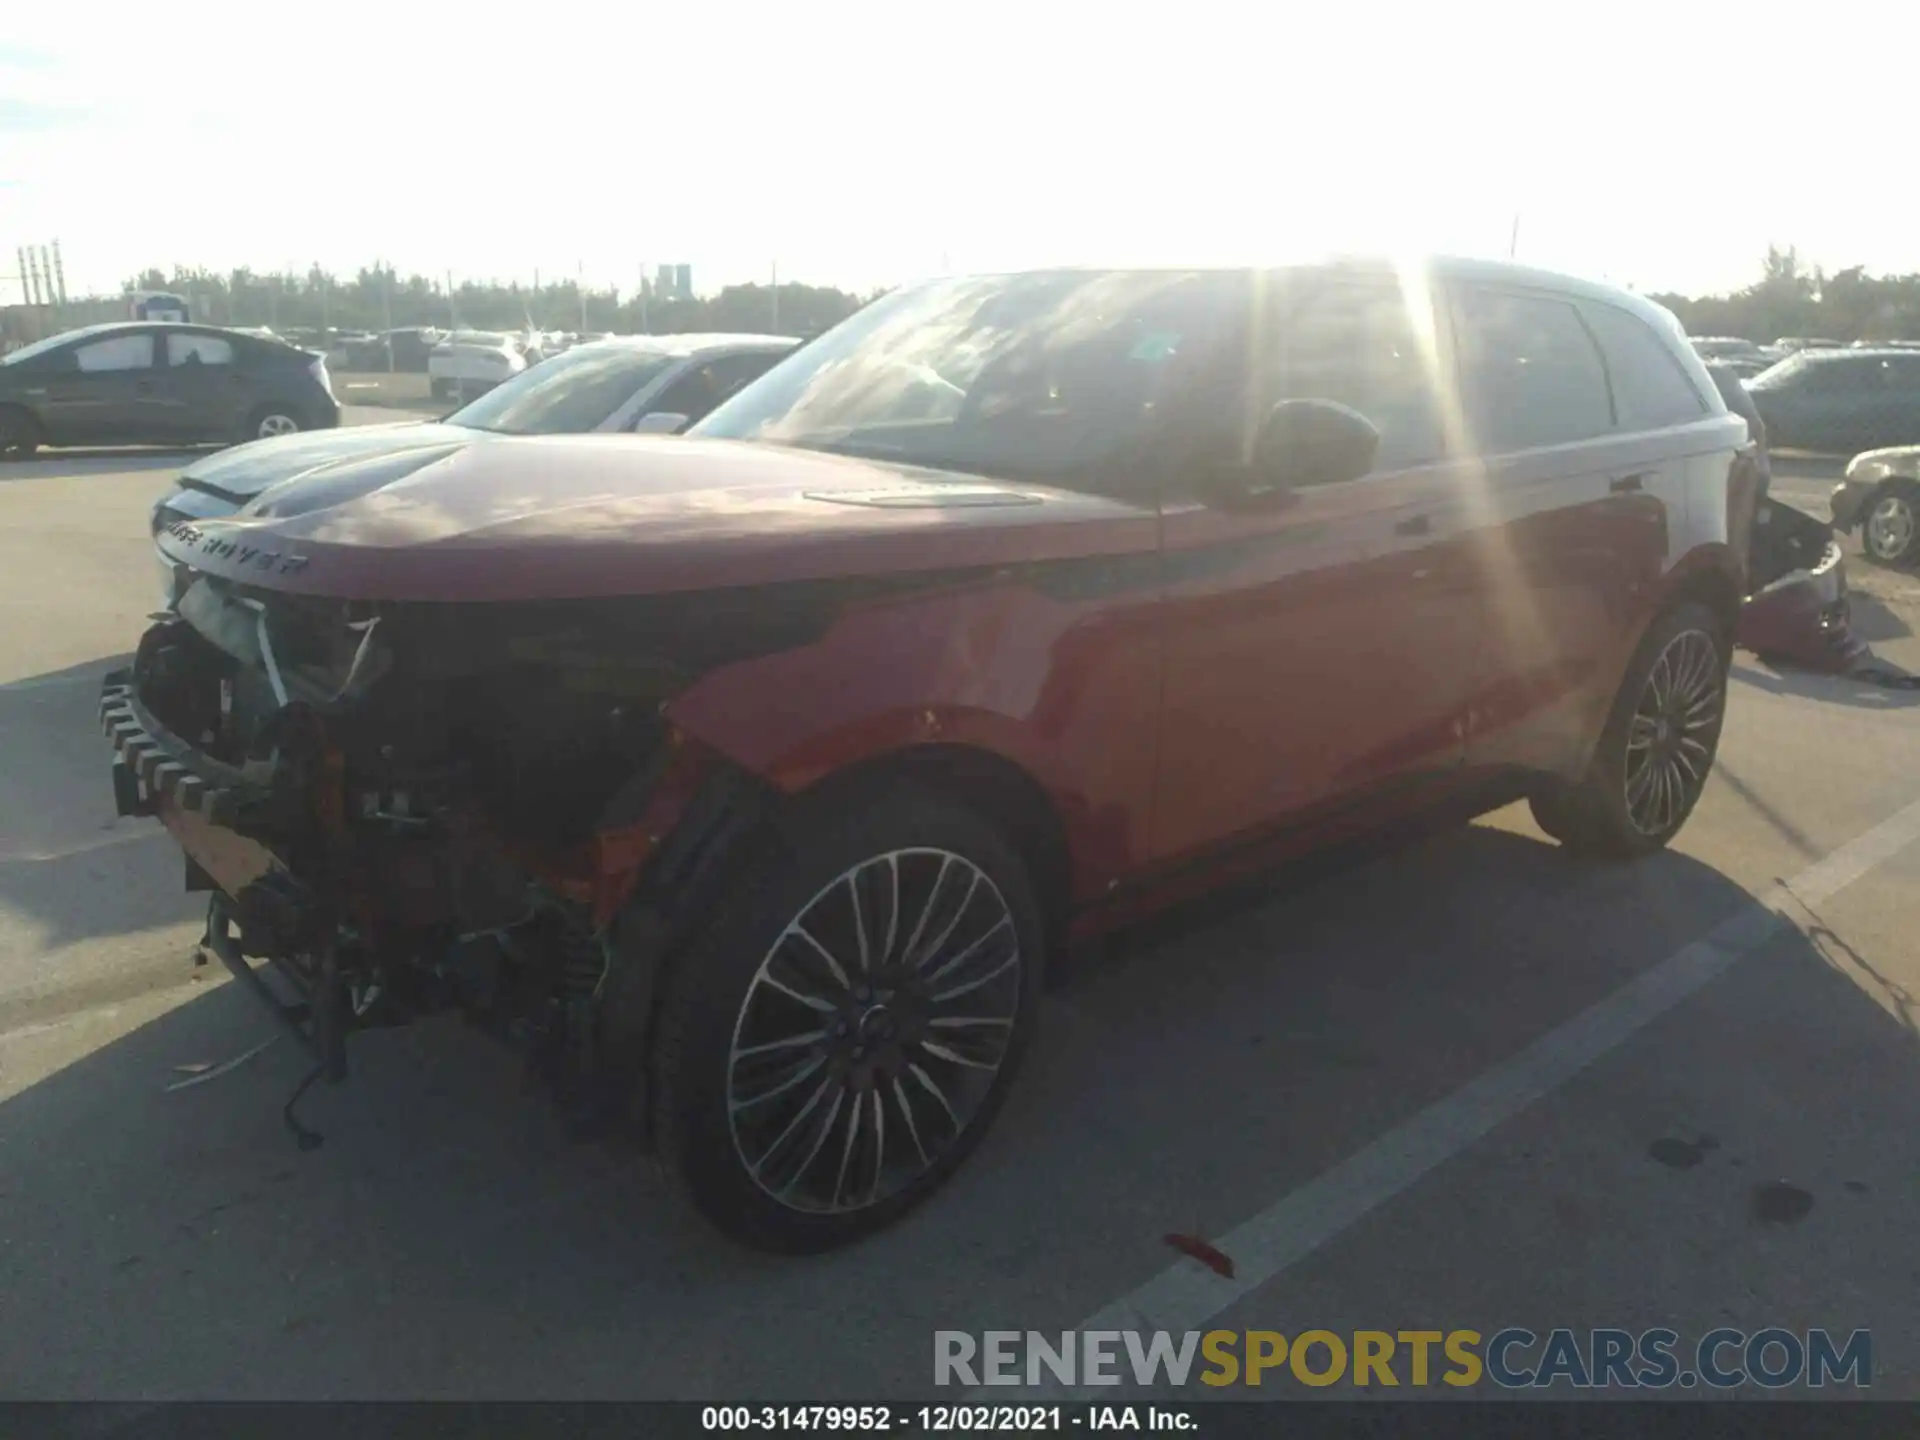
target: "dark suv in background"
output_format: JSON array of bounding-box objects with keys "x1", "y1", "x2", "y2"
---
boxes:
[
  {"x1": 0, "y1": 322, "x2": 340, "y2": 458},
  {"x1": 1745, "y1": 347, "x2": 1920, "y2": 453}
]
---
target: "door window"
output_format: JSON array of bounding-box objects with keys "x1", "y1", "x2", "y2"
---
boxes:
[
  {"x1": 1260, "y1": 282, "x2": 1449, "y2": 474},
  {"x1": 1453, "y1": 287, "x2": 1613, "y2": 453},
  {"x1": 167, "y1": 332, "x2": 235, "y2": 366},
  {"x1": 75, "y1": 334, "x2": 156, "y2": 372},
  {"x1": 649, "y1": 355, "x2": 785, "y2": 424},
  {"x1": 1580, "y1": 302, "x2": 1708, "y2": 431}
]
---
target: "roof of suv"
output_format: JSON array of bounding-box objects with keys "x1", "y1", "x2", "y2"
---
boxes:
[{"x1": 594, "y1": 332, "x2": 800, "y2": 358}]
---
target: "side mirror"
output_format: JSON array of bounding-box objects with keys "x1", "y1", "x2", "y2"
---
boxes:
[
  {"x1": 632, "y1": 410, "x2": 690, "y2": 435},
  {"x1": 1249, "y1": 398, "x2": 1380, "y2": 495}
]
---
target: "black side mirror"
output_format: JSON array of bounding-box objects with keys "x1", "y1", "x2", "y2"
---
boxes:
[{"x1": 1250, "y1": 398, "x2": 1381, "y2": 495}]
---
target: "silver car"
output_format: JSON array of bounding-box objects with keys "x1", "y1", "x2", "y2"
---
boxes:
[{"x1": 151, "y1": 333, "x2": 800, "y2": 604}]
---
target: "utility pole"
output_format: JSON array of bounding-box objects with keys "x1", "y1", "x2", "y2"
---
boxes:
[
  {"x1": 50, "y1": 241, "x2": 67, "y2": 306},
  {"x1": 638, "y1": 262, "x2": 648, "y2": 334},
  {"x1": 1508, "y1": 214, "x2": 1520, "y2": 260},
  {"x1": 318, "y1": 263, "x2": 330, "y2": 338},
  {"x1": 381, "y1": 262, "x2": 395, "y2": 371},
  {"x1": 446, "y1": 270, "x2": 457, "y2": 329},
  {"x1": 22, "y1": 249, "x2": 41, "y2": 307}
]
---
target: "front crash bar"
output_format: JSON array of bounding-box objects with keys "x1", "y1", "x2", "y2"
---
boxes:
[{"x1": 198, "y1": 895, "x2": 347, "y2": 1086}]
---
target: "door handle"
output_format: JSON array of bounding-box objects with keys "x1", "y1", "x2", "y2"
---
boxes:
[
  {"x1": 1609, "y1": 472, "x2": 1649, "y2": 493},
  {"x1": 1394, "y1": 513, "x2": 1433, "y2": 536}
]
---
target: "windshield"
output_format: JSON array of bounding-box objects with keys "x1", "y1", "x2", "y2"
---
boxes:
[
  {"x1": 444, "y1": 343, "x2": 678, "y2": 434},
  {"x1": 2, "y1": 327, "x2": 103, "y2": 366},
  {"x1": 690, "y1": 270, "x2": 1248, "y2": 488},
  {"x1": 1746, "y1": 353, "x2": 1810, "y2": 389}
]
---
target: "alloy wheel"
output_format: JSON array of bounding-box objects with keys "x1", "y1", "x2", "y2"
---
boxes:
[
  {"x1": 1623, "y1": 628, "x2": 1723, "y2": 837},
  {"x1": 1866, "y1": 494, "x2": 1916, "y2": 563},
  {"x1": 726, "y1": 847, "x2": 1023, "y2": 1216},
  {"x1": 257, "y1": 413, "x2": 300, "y2": 438}
]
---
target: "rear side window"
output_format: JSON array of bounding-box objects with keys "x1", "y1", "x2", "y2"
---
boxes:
[
  {"x1": 1261, "y1": 282, "x2": 1450, "y2": 473},
  {"x1": 1581, "y1": 303, "x2": 1707, "y2": 431},
  {"x1": 1453, "y1": 287, "x2": 1612, "y2": 453},
  {"x1": 167, "y1": 332, "x2": 235, "y2": 366},
  {"x1": 1799, "y1": 357, "x2": 1870, "y2": 394}
]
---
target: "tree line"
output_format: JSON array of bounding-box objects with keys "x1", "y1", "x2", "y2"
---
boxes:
[
  {"x1": 117, "y1": 264, "x2": 875, "y2": 339},
  {"x1": 1648, "y1": 246, "x2": 1920, "y2": 343}
]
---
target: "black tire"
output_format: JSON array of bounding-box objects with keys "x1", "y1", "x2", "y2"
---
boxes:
[
  {"x1": 1528, "y1": 601, "x2": 1731, "y2": 860},
  {"x1": 1861, "y1": 482, "x2": 1918, "y2": 568},
  {"x1": 649, "y1": 779, "x2": 1044, "y2": 1252},
  {"x1": 243, "y1": 404, "x2": 304, "y2": 442},
  {"x1": 0, "y1": 405, "x2": 41, "y2": 461}
]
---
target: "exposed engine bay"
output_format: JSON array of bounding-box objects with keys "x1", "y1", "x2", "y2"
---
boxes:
[{"x1": 102, "y1": 570, "x2": 829, "y2": 1145}]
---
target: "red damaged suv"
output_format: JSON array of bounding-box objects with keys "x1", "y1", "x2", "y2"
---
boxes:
[{"x1": 108, "y1": 259, "x2": 1751, "y2": 1250}]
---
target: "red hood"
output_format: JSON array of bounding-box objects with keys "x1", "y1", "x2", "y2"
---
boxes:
[{"x1": 153, "y1": 434, "x2": 1156, "y2": 602}]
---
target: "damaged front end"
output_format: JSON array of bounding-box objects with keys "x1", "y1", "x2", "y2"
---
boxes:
[
  {"x1": 102, "y1": 572, "x2": 783, "y2": 1146},
  {"x1": 1736, "y1": 499, "x2": 1869, "y2": 673}
]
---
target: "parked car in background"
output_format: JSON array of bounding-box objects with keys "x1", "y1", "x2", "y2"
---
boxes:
[
  {"x1": 429, "y1": 330, "x2": 529, "y2": 399},
  {"x1": 1691, "y1": 336, "x2": 1767, "y2": 363},
  {"x1": 150, "y1": 332, "x2": 798, "y2": 602},
  {"x1": 332, "y1": 327, "x2": 445, "y2": 372},
  {"x1": 1772, "y1": 337, "x2": 1845, "y2": 354},
  {"x1": 1744, "y1": 348, "x2": 1920, "y2": 453},
  {"x1": 1830, "y1": 445, "x2": 1920, "y2": 566},
  {"x1": 118, "y1": 258, "x2": 1747, "y2": 1250},
  {"x1": 0, "y1": 321, "x2": 339, "y2": 458}
]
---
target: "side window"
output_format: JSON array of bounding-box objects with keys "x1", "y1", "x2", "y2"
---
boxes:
[
  {"x1": 167, "y1": 332, "x2": 235, "y2": 366},
  {"x1": 1262, "y1": 283, "x2": 1449, "y2": 475},
  {"x1": 702, "y1": 351, "x2": 784, "y2": 405},
  {"x1": 1800, "y1": 359, "x2": 1865, "y2": 394},
  {"x1": 1580, "y1": 303, "x2": 1707, "y2": 431},
  {"x1": 75, "y1": 334, "x2": 156, "y2": 373},
  {"x1": 1453, "y1": 287, "x2": 1612, "y2": 453},
  {"x1": 647, "y1": 358, "x2": 777, "y2": 424},
  {"x1": 1888, "y1": 355, "x2": 1920, "y2": 391}
]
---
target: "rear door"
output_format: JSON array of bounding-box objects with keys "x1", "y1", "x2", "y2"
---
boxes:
[
  {"x1": 1151, "y1": 273, "x2": 1480, "y2": 863},
  {"x1": 156, "y1": 330, "x2": 248, "y2": 440},
  {"x1": 1449, "y1": 283, "x2": 1648, "y2": 774},
  {"x1": 36, "y1": 332, "x2": 162, "y2": 443}
]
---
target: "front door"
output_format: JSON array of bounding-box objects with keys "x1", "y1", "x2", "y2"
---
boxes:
[
  {"x1": 1150, "y1": 274, "x2": 1479, "y2": 866},
  {"x1": 36, "y1": 331, "x2": 163, "y2": 444}
]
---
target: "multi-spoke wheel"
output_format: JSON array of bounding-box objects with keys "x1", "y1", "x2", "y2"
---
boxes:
[
  {"x1": 648, "y1": 781, "x2": 1042, "y2": 1251},
  {"x1": 1530, "y1": 601, "x2": 1730, "y2": 859},
  {"x1": 1863, "y1": 486, "x2": 1917, "y2": 567}
]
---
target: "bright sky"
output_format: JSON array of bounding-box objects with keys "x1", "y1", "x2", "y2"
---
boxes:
[{"x1": 2, "y1": 0, "x2": 1913, "y2": 304}]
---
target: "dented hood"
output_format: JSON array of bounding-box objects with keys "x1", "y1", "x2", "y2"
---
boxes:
[
  {"x1": 174, "y1": 422, "x2": 481, "y2": 503},
  {"x1": 153, "y1": 433, "x2": 1156, "y2": 602}
]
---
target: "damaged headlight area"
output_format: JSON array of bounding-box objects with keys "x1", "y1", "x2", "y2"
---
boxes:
[{"x1": 104, "y1": 571, "x2": 812, "y2": 1145}]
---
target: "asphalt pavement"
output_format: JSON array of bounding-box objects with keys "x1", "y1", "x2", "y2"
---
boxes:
[{"x1": 1, "y1": 429, "x2": 1916, "y2": 1402}]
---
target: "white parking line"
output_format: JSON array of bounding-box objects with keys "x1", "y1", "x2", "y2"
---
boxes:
[{"x1": 1012, "y1": 791, "x2": 1920, "y2": 1397}]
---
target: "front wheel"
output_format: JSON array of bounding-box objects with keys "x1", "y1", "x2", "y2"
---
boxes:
[
  {"x1": 1529, "y1": 601, "x2": 1730, "y2": 860},
  {"x1": 648, "y1": 781, "x2": 1043, "y2": 1252},
  {"x1": 1863, "y1": 485, "x2": 1918, "y2": 567}
]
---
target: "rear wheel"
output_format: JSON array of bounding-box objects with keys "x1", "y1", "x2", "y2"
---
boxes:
[
  {"x1": 1863, "y1": 484, "x2": 1918, "y2": 567},
  {"x1": 1529, "y1": 601, "x2": 1730, "y2": 859},
  {"x1": 245, "y1": 404, "x2": 303, "y2": 441},
  {"x1": 649, "y1": 781, "x2": 1043, "y2": 1252},
  {"x1": 0, "y1": 406, "x2": 40, "y2": 460}
]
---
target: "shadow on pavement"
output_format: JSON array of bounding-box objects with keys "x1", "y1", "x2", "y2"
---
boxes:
[
  {"x1": 2, "y1": 812, "x2": 1912, "y2": 1399},
  {"x1": 1731, "y1": 659, "x2": 1920, "y2": 710},
  {"x1": 0, "y1": 653, "x2": 198, "y2": 964},
  {"x1": 0, "y1": 449, "x2": 216, "y2": 482}
]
